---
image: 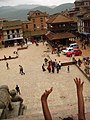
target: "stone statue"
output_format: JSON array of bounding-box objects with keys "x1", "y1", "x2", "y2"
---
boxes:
[
  {"x1": 0, "y1": 85, "x2": 13, "y2": 110},
  {"x1": 9, "y1": 89, "x2": 23, "y2": 103}
]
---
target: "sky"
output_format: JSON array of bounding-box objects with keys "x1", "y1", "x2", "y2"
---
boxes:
[{"x1": 0, "y1": 0, "x2": 75, "y2": 7}]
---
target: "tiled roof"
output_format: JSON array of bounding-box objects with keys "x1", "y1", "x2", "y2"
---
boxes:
[
  {"x1": 2, "y1": 20, "x2": 22, "y2": 29},
  {"x1": 47, "y1": 13, "x2": 74, "y2": 24},
  {"x1": 28, "y1": 10, "x2": 48, "y2": 17},
  {"x1": 46, "y1": 31, "x2": 75, "y2": 41},
  {"x1": 27, "y1": 11, "x2": 34, "y2": 16},
  {"x1": 52, "y1": 14, "x2": 74, "y2": 23},
  {"x1": 47, "y1": 14, "x2": 59, "y2": 23}
]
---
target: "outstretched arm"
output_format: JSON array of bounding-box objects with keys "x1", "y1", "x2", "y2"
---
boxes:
[
  {"x1": 41, "y1": 87, "x2": 53, "y2": 120},
  {"x1": 74, "y1": 78, "x2": 86, "y2": 120}
]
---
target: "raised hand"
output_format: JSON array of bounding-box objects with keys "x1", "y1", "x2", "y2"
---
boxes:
[
  {"x1": 41, "y1": 87, "x2": 53, "y2": 101},
  {"x1": 74, "y1": 78, "x2": 86, "y2": 120},
  {"x1": 74, "y1": 78, "x2": 84, "y2": 91},
  {"x1": 41, "y1": 87, "x2": 53, "y2": 120}
]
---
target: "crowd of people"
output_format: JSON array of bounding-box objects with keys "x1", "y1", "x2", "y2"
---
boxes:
[
  {"x1": 42, "y1": 58, "x2": 62, "y2": 74},
  {"x1": 42, "y1": 58, "x2": 71, "y2": 74}
]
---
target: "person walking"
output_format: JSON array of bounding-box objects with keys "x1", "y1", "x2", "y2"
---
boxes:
[
  {"x1": 67, "y1": 66, "x2": 70, "y2": 73},
  {"x1": 19, "y1": 65, "x2": 25, "y2": 75},
  {"x1": 15, "y1": 85, "x2": 21, "y2": 95},
  {"x1": 6, "y1": 62, "x2": 9, "y2": 70}
]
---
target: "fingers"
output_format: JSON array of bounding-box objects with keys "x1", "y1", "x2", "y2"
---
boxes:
[
  {"x1": 81, "y1": 81, "x2": 84, "y2": 86},
  {"x1": 45, "y1": 87, "x2": 53, "y2": 94},
  {"x1": 74, "y1": 78, "x2": 84, "y2": 85},
  {"x1": 50, "y1": 87, "x2": 53, "y2": 92}
]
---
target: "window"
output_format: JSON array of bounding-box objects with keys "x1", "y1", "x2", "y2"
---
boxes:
[
  {"x1": 34, "y1": 24, "x2": 36, "y2": 28},
  {"x1": 59, "y1": 24, "x2": 61, "y2": 27},
  {"x1": 38, "y1": 13, "x2": 40, "y2": 15},
  {"x1": 26, "y1": 24, "x2": 28, "y2": 29},
  {"x1": 33, "y1": 19, "x2": 35, "y2": 23},
  {"x1": 12, "y1": 30, "x2": 14, "y2": 33},
  {"x1": 40, "y1": 17, "x2": 43, "y2": 22},
  {"x1": 8, "y1": 35, "x2": 10, "y2": 39},
  {"x1": 63, "y1": 24, "x2": 65, "y2": 27},
  {"x1": 7, "y1": 30, "x2": 9, "y2": 34},
  {"x1": 16, "y1": 29, "x2": 19, "y2": 33},
  {"x1": 17, "y1": 34, "x2": 20, "y2": 37},
  {"x1": 41, "y1": 24, "x2": 44, "y2": 28},
  {"x1": 13, "y1": 35, "x2": 15, "y2": 38}
]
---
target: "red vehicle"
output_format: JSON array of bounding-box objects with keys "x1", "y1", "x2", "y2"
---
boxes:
[{"x1": 66, "y1": 49, "x2": 82, "y2": 57}]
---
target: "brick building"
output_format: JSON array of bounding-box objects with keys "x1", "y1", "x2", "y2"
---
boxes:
[
  {"x1": 27, "y1": 10, "x2": 48, "y2": 40},
  {"x1": 22, "y1": 21, "x2": 31, "y2": 39}
]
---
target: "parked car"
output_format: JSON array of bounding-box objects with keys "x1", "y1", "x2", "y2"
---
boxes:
[
  {"x1": 66, "y1": 49, "x2": 82, "y2": 57},
  {"x1": 62, "y1": 47, "x2": 73, "y2": 54},
  {"x1": 68, "y1": 43, "x2": 79, "y2": 49},
  {"x1": 27, "y1": 41, "x2": 32, "y2": 45}
]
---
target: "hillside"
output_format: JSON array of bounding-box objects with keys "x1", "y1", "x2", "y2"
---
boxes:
[{"x1": 0, "y1": 3, "x2": 74, "y2": 21}]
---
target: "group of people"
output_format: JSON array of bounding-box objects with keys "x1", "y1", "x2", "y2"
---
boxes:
[
  {"x1": 42, "y1": 58, "x2": 71, "y2": 73},
  {"x1": 42, "y1": 58, "x2": 62, "y2": 74},
  {"x1": 47, "y1": 59, "x2": 61, "y2": 73}
]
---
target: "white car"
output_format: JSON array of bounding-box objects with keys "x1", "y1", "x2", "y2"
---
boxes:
[
  {"x1": 27, "y1": 41, "x2": 32, "y2": 45},
  {"x1": 68, "y1": 43, "x2": 79, "y2": 49},
  {"x1": 62, "y1": 47, "x2": 73, "y2": 54}
]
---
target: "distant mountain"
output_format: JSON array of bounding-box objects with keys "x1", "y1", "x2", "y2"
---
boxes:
[
  {"x1": 53, "y1": 3, "x2": 75, "y2": 14},
  {"x1": 0, "y1": 3, "x2": 74, "y2": 21},
  {"x1": 49, "y1": 5, "x2": 57, "y2": 8},
  {"x1": 13, "y1": 4, "x2": 40, "y2": 10},
  {"x1": 29, "y1": 6, "x2": 53, "y2": 14},
  {"x1": 31, "y1": 3, "x2": 74, "y2": 15}
]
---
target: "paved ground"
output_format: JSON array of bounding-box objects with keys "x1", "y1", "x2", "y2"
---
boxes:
[{"x1": 0, "y1": 42, "x2": 90, "y2": 120}]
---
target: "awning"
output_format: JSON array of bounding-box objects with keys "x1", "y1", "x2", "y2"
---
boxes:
[{"x1": 79, "y1": 32, "x2": 90, "y2": 37}]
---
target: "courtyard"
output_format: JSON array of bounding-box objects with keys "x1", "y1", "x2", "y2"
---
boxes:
[{"x1": 0, "y1": 42, "x2": 90, "y2": 120}]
